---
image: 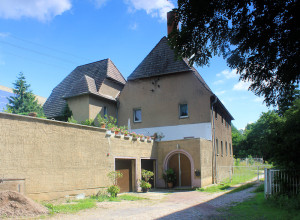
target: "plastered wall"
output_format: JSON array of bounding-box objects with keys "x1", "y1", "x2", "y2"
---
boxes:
[
  {"x1": 0, "y1": 113, "x2": 154, "y2": 201},
  {"x1": 156, "y1": 138, "x2": 213, "y2": 188}
]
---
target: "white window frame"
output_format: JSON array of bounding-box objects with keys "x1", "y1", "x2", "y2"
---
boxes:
[
  {"x1": 179, "y1": 104, "x2": 188, "y2": 118},
  {"x1": 133, "y1": 109, "x2": 142, "y2": 123}
]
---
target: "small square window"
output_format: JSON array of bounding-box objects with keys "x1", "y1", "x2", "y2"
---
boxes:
[
  {"x1": 133, "y1": 109, "x2": 142, "y2": 122},
  {"x1": 179, "y1": 104, "x2": 188, "y2": 118}
]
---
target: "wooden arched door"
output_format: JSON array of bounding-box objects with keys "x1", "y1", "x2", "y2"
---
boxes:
[{"x1": 168, "y1": 153, "x2": 191, "y2": 187}]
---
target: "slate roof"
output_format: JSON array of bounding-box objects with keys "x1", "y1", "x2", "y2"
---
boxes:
[
  {"x1": 128, "y1": 37, "x2": 212, "y2": 93},
  {"x1": 44, "y1": 58, "x2": 125, "y2": 118},
  {"x1": 128, "y1": 37, "x2": 192, "y2": 80}
]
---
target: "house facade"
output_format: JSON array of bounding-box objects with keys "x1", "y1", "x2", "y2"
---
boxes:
[{"x1": 43, "y1": 14, "x2": 234, "y2": 190}]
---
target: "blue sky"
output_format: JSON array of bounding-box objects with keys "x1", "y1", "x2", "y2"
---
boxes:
[{"x1": 0, "y1": 0, "x2": 271, "y2": 129}]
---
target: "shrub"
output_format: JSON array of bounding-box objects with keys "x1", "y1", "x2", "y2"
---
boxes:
[
  {"x1": 139, "y1": 180, "x2": 151, "y2": 189},
  {"x1": 107, "y1": 185, "x2": 120, "y2": 198}
]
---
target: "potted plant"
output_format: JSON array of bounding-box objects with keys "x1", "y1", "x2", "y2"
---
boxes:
[
  {"x1": 139, "y1": 134, "x2": 145, "y2": 141},
  {"x1": 97, "y1": 114, "x2": 107, "y2": 128},
  {"x1": 131, "y1": 132, "x2": 138, "y2": 140},
  {"x1": 140, "y1": 169, "x2": 154, "y2": 193},
  {"x1": 163, "y1": 168, "x2": 176, "y2": 188},
  {"x1": 139, "y1": 180, "x2": 151, "y2": 193},
  {"x1": 123, "y1": 130, "x2": 129, "y2": 137}
]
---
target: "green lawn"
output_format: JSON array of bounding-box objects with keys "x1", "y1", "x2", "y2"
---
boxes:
[
  {"x1": 222, "y1": 192, "x2": 300, "y2": 220},
  {"x1": 44, "y1": 194, "x2": 146, "y2": 215}
]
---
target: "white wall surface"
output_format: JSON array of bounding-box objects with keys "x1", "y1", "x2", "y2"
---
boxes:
[{"x1": 132, "y1": 122, "x2": 212, "y2": 141}]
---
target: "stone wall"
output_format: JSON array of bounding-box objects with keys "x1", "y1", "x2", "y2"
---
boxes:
[{"x1": 0, "y1": 112, "x2": 155, "y2": 201}]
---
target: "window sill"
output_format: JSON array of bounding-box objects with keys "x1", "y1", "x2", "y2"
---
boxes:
[
  {"x1": 133, "y1": 121, "x2": 142, "y2": 123},
  {"x1": 179, "y1": 116, "x2": 189, "y2": 119}
]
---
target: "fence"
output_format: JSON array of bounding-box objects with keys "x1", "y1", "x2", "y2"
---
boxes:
[
  {"x1": 264, "y1": 169, "x2": 300, "y2": 198},
  {"x1": 217, "y1": 165, "x2": 272, "y2": 184}
]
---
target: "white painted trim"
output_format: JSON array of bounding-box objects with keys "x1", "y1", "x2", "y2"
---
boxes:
[{"x1": 132, "y1": 122, "x2": 212, "y2": 141}]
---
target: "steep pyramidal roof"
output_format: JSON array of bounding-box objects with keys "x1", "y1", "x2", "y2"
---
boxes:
[
  {"x1": 44, "y1": 58, "x2": 126, "y2": 118},
  {"x1": 128, "y1": 37, "x2": 192, "y2": 80},
  {"x1": 128, "y1": 37, "x2": 212, "y2": 93}
]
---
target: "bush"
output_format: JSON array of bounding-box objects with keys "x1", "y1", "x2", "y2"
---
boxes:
[
  {"x1": 107, "y1": 185, "x2": 120, "y2": 198},
  {"x1": 139, "y1": 180, "x2": 151, "y2": 189}
]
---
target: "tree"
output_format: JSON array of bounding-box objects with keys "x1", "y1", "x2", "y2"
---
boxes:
[
  {"x1": 169, "y1": 0, "x2": 299, "y2": 107},
  {"x1": 6, "y1": 72, "x2": 44, "y2": 116}
]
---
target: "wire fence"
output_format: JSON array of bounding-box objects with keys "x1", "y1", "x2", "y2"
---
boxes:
[{"x1": 216, "y1": 165, "x2": 272, "y2": 184}]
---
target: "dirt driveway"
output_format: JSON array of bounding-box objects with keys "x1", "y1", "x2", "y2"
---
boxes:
[{"x1": 52, "y1": 182, "x2": 260, "y2": 220}]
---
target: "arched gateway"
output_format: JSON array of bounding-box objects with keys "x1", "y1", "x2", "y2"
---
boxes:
[{"x1": 163, "y1": 149, "x2": 194, "y2": 187}]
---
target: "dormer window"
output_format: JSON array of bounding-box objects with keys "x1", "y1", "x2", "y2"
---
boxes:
[
  {"x1": 179, "y1": 104, "x2": 188, "y2": 118},
  {"x1": 133, "y1": 109, "x2": 142, "y2": 123}
]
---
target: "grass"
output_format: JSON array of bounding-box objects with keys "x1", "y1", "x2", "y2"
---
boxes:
[
  {"x1": 44, "y1": 198, "x2": 96, "y2": 214},
  {"x1": 197, "y1": 166, "x2": 260, "y2": 193},
  {"x1": 44, "y1": 194, "x2": 146, "y2": 215},
  {"x1": 228, "y1": 183, "x2": 256, "y2": 194},
  {"x1": 222, "y1": 192, "x2": 300, "y2": 220}
]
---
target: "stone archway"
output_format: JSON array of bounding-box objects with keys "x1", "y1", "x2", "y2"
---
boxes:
[{"x1": 163, "y1": 149, "x2": 194, "y2": 187}]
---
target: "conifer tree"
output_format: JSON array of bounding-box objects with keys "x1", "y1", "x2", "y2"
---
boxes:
[{"x1": 6, "y1": 72, "x2": 43, "y2": 115}]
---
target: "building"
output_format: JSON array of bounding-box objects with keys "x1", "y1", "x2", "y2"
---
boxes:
[
  {"x1": 43, "y1": 12, "x2": 234, "y2": 190},
  {"x1": 43, "y1": 58, "x2": 126, "y2": 122}
]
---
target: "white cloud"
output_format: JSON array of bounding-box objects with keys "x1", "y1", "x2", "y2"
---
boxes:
[
  {"x1": 233, "y1": 81, "x2": 251, "y2": 91},
  {"x1": 215, "y1": 90, "x2": 226, "y2": 95},
  {"x1": 0, "y1": 0, "x2": 72, "y2": 22},
  {"x1": 129, "y1": 22, "x2": 138, "y2": 30},
  {"x1": 217, "y1": 69, "x2": 238, "y2": 79},
  {"x1": 0, "y1": 32, "x2": 10, "y2": 38},
  {"x1": 213, "y1": 79, "x2": 224, "y2": 85},
  {"x1": 93, "y1": 0, "x2": 110, "y2": 8},
  {"x1": 125, "y1": 0, "x2": 174, "y2": 21}
]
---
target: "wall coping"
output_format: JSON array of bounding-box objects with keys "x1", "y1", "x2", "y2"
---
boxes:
[{"x1": 0, "y1": 112, "x2": 106, "y2": 133}]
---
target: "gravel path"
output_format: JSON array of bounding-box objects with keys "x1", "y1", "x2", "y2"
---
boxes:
[{"x1": 51, "y1": 182, "x2": 261, "y2": 220}]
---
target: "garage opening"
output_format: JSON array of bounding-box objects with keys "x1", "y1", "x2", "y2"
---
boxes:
[
  {"x1": 168, "y1": 153, "x2": 191, "y2": 187},
  {"x1": 115, "y1": 159, "x2": 135, "y2": 193},
  {"x1": 141, "y1": 159, "x2": 156, "y2": 188}
]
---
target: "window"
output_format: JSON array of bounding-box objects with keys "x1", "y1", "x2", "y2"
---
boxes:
[
  {"x1": 229, "y1": 143, "x2": 232, "y2": 156},
  {"x1": 179, "y1": 104, "x2": 188, "y2": 118},
  {"x1": 222, "y1": 116, "x2": 224, "y2": 124},
  {"x1": 226, "y1": 142, "x2": 228, "y2": 156},
  {"x1": 216, "y1": 139, "x2": 219, "y2": 155},
  {"x1": 133, "y1": 109, "x2": 142, "y2": 122},
  {"x1": 215, "y1": 111, "x2": 218, "y2": 120},
  {"x1": 103, "y1": 106, "x2": 107, "y2": 118},
  {"x1": 221, "y1": 141, "x2": 223, "y2": 156}
]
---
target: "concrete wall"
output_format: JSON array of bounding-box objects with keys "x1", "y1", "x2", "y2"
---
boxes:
[
  {"x1": 66, "y1": 94, "x2": 117, "y2": 124},
  {"x1": 156, "y1": 138, "x2": 212, "y2": 188},
  {"x1": 118, "y1": 72, "x2": 212, "y2": 133},
  {"x1": 66, "y1": 95, "x2": 89, "y2": 122},
  {"x1": 0, "y1": 112, "x2": 154, "y2": 201},
  {"x1": 89, "y1": 96, "x2": 117, "y2": 123},
  {"x1": 98, "y1": 79, "x2": 123, "y2": 98}
]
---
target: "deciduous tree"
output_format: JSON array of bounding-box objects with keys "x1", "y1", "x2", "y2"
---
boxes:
[{"x1": 169, "y1": 0, "x2": 299, "y2": 106}]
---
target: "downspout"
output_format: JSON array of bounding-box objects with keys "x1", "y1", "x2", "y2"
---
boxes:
[
  {"x1": 211, "y1": 95, "x2": 217, "y2": 184},
  {"x1": 116, "y1": 99, "x2": 120, "y2": 126}
]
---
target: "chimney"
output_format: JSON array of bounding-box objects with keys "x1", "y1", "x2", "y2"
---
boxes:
[{"x1": 167, "y1": 11, "x2": 178, "y2": 35}]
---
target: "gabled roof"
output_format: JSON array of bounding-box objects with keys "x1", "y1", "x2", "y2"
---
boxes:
[
  {"x1": 44, "y1": 58, "x2": 125, "y2": 118},
  {"x1": 128, "y1": 37, "x2": 192, "y2": 80}
]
